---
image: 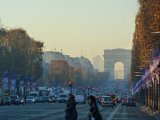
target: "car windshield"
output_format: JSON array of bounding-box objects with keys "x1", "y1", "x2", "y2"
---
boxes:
[
  {"x1": 10, "y1": 96, "x2": 18, "y2": 99},
  {"x1": 42, "y1": 96, "x2": 49, "y2": 99},
  {"x1": 27, "y1": 96, "x2": 33, "y2": 99},
  {"x1": 103, "y1": 97, "x2": 112, "y2": 101},
  {"x1": 0, "y1": 1, "x2": 159, "y2": 120},
  {"x1": 60, "y1": 95, "x2": 66, "y2": 98}
]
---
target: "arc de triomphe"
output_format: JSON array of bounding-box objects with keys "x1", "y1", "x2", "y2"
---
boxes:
[{"x1": 104, "y1": 49, "x2": 131, "y2": 80}]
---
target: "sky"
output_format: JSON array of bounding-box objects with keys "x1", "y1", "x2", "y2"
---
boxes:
[{"x1": 0, "y1": 0, "x2": 139, "y2": 61}]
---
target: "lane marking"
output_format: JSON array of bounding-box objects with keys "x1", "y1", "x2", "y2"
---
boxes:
[
  {"x1": 106, "y1": 104, "x2": 121, "y2": 120},
  {"x1": 111, "y1": 118, "x2": 129, "y2": 120}
]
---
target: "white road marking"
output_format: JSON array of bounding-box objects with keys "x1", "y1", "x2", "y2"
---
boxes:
[{"x1": 106, "y1": 104, "x2": 121, "y2": 120}]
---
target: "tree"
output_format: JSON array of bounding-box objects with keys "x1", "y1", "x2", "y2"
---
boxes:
[{"x1": 0, "y1": 28, "x2": 43, "y2": 95}]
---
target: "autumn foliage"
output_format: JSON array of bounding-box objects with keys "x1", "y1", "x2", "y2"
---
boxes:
[
  {"x1": 0, "y1": 28, "x2": 44, "y2": 87},
  {"x1": 131, "y1": 0, "x2": 160, "y2": 81}
]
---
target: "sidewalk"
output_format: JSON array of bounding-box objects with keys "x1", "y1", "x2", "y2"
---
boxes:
[{"x1": 141, "y1": 106, "x2": 160, "y2": 120}]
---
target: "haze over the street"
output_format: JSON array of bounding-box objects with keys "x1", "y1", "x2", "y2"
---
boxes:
[{"x1": 0, "y1": 0, "x2": 138, "y2": 60}]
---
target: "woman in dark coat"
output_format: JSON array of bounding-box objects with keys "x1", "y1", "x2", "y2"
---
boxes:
[
  {"x1": 88, "y1": 95, "x2": 102, "y2": 120},
  {"x1": 65, "y1": 93, "x2": 77, "y2": 120}
]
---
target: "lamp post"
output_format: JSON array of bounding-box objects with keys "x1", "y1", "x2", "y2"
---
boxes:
[
  {"x1": 69, "y1": 81, "x2": 73, "y2": 94},
  {"x1": 54, "y1": 73, "x2": 56, "y2": 95},
  {"x1": 87, "y1": 86, "x2": 90, "y2": 97}
]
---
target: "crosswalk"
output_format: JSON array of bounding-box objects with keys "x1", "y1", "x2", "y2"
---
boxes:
[{"x1": 0, "y1": 103, "x2": 119, "y2": 120}]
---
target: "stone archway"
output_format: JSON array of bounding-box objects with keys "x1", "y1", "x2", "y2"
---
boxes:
[
  {"x1": 114, "y1": 62, "x2": 124, "y2": 80},
  {"x1": 104, "y1": 49, "x2": 131, "y2": 80}
]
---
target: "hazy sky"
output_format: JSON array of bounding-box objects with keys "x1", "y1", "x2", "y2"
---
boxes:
[{"x1": 0, "y1": 0, "x2": 138, "y2": 61}]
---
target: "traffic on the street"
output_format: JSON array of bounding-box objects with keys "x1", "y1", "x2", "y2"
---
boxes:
[
  {"x1": 0, "y1": 0, "x2": 160, "y2": 120},
  {"x1": 0, "y1": 100, "x2": 157, "y2": 120}
]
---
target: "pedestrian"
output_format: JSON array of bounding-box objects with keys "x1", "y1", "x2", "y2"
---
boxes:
[
  {"x1": 88, "y1": 95, "x2": 102, "y2": 120},
  {"x1": 65, "y1": 93, "x2": 77, "y2": 120}
]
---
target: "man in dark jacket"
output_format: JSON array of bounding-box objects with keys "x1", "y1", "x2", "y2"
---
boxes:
[{"x1": 65, "y1": 93, "x2": 77, "y2": 120}]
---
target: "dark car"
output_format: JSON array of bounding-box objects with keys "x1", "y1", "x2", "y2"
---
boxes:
[
  {"x1": 95, "y1": 96, "x2": 101, "y2": 103},
  {"x1": 4, "y1": 96, "x2": 11, "y2": 105},
  {"x1": 50, "y1": 96, "x2": 56, "y2": 103},
  {"x1": 126, "y1": 97, "x2": 136, "y2": 107},
  {"x1": 18, "y1": 97, "x2": 25, "y2": 105},
  {"x1": 122, "y1": 97, "x2": 128, "y2": 106},
  {"x1": 10, "y1": 95, "x2": 19, "y2": 105},
  {"x1": 41, "y1": 96, "x2": 52, "y2": 103},
  {"x1": 37, "y1": 96, "x2": 42, "y2": 103},
  {"x1": 117, "y1": 97, "x2": 122, "y2": 103}
]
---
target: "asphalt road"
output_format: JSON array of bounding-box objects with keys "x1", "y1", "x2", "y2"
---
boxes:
[{"x1": 0, "y1": 103, "x2": 157, "y2": 120}]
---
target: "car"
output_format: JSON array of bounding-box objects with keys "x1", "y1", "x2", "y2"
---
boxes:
[
  {"x1": 95, "y1": 95, "x2": 102, "y2": 103},
  {"x1": 10, "y1": 95, "x2": 19, "y2": 105},
  {"x1": 37, "y1": 96, "x2": 42, "y2": 103},
  {"x1": 26, "y1": 96, "x2": 35, "y2": 103},
  {"x1": 41, "y1": 96, "x2": 52, "y2": 103},
  {"x1": 101, "y1": 96, "x2": 113, "y2": 107},
  {"x1": 122, "y1": 97, "x2": 128, "y2": 106},
  {"x1": 49, "y1": 96, "x2": 56, "y2": 103},
  {"x1": 4, "y1": 96, "x2": 11, "y2": 105},
  {"x1": 126, "y1": 97, "x2": 136, "y2": 107},
  {"x1": 117, "y1": 97, "x2": 122, "y2": 103},
  {"x1": 18, "y1": 97, "x2": 25, "y2": 105},
  {"x1": 75, "y1": 95, "x2": 86, "y2": 104},
  {"x1": 58, "y1": 94, "x2": 67, "y2": 103}
]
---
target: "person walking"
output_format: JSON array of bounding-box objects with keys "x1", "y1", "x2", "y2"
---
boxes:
[
  {"x1": 88, "y1": 95, "x2": 102, "y2": 120},
  {"x1": 65, "y1": 93, "x2": 77, "y2": 120}
]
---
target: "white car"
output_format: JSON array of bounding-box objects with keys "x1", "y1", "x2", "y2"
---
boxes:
[
  {"x1": 75, "y1": 95, "x2": 86, "y2": 104},
  {"x1": 101, "y1": 96, "x2": 113, "y2": 107},
  {"x1": 26, "y1": 96, "x2": 35, "y2": 103}
]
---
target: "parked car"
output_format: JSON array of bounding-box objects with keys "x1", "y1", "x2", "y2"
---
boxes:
[
  {"x1": 10, "y1": 95, "x2": 19, "y2": 105},
  {"x1": 26, "y1": 96, "x2": 35, "y2": 103},
  {"x1": 75, "y1": 95, "x2": 86, "y2": 104},
  {"x1": 58, "y1": 94, "x2": 67, "y2": 103},
  {"x1": 4, "y1": 96, "x2": 11, "y2": 105},
  {"x1": 101, "y1": 96, "x2": 113, "y2": 107}
]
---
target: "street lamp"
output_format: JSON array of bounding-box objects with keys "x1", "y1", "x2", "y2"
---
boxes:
[
  {"x1": 69, "y1": 81, "x2": 73, "y2": 94},
  {"x1": 52, "y1": 67, "x2": 58, "y2": 95},
  {"x1": 87, "y1": 86, "x2": 90, "y2": 97}
]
